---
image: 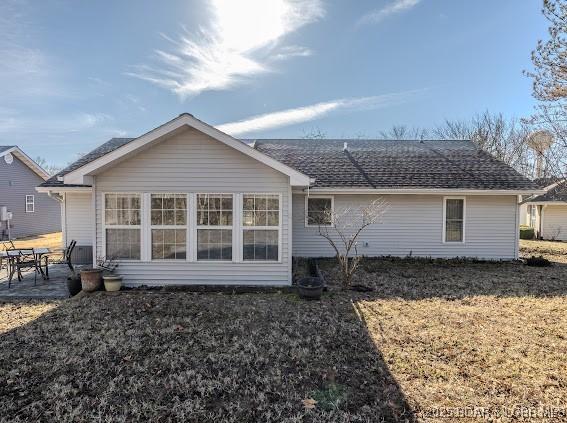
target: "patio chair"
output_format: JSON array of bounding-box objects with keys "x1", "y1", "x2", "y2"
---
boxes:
[
  {"x1": 6, "y1": 248, "x2": 39, "y2": 288},
  {"x1": 1, "y1": 240, "x2": 16, "y2": 278},
  {"x1": 48, "y1": 240, "x2": 77, "y2": 274}
]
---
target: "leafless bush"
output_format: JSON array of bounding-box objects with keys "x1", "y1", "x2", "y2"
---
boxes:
[{"x1": 316, "y1": 198, "x2": 389, "y2": 289}]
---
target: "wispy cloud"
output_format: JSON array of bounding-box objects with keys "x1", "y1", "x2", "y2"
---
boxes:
[
  {"x1": 128, "y1": 0, "x2": 324, "y2": 98},
  {"x1": 0, "y1": 112, "x2": 111, "y2": 134},
  {"x1": 217, "y1": 90, "x2": 423, "y2": 135},
  {"x1": 357, "y1": 0, "x2": 421, "y2": 26}
]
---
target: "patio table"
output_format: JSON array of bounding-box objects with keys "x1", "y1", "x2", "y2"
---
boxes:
[{"x1": 0, "y1": 248, "x2": 51, "y2": 284}]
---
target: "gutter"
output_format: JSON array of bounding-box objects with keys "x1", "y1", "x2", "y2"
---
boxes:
[{"x1": 295, "y1": 188, "x2": 546, "y2": 196}]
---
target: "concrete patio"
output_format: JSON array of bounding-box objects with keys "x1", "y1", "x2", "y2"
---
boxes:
[{"x1": 0, "y1": 264, "x2": 71, "y2": 298}]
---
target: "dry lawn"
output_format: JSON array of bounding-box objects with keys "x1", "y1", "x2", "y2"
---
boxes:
[
  {"x1": 10, "y1": 232, "x2": 62, "y2": 251},
  {"x1": 1, "y1": 256, "x2": 567, "y2": 422},
  {"x1": 520, "y1": 239, "x2": 567, "y2": 263}
]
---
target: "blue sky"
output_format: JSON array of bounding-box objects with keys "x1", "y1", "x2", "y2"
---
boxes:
[{"x1": 0, "y1": 0, "x2": 549, "y2": 167}]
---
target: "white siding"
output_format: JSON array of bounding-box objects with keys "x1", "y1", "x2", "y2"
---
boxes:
[
  {"x1": 64, "y1": 193, "x2": 93, "y2": 245},
  {"x1": 542, "y1": 205, "x2": 567, "y2": 241},
  {"x1": 293, "y1": 194, "x2": 518, "y2": 259},
  {"x1": 94, "y1": 127, "x2": 291, "y2": 286}
]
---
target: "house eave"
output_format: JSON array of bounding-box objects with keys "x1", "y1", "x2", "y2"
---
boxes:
[
  {"x1": 295, "y1": 187, "x2": 546, "y2": 195},
  {"x1": 36, "y1": 186, "x2": 93, "y2": 194}
]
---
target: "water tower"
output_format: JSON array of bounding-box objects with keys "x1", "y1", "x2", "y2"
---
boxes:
[{"x1": 527, "y1": 130, "x2": 554, "y2": 178}]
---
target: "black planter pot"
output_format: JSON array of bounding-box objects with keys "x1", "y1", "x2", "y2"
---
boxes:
[
  {"x1": 297, "y1": 277, "x2": 324, "y2": 300},
  {"x1": 67, "y1": 275, "x2": 82, "y2": 297}
]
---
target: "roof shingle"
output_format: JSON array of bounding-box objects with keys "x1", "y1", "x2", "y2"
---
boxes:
[
  {"x1": 254, "y1": 139, "x2": 539, "y2": 190},
  {"x1": 39, "y1": 136, "x2": 539, "y2": 191}
]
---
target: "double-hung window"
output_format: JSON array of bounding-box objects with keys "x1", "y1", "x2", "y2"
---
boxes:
[
  {"x1": 104, "y1": 193, "x2": 141, "y2": 259},
  {"x1": 306, "y1": 196, "x2": 333, "y2": 226},
  {"x1": 444, "y1": 197, "x2": 465, "y2": 242},
  {"x1": 151, "y1": 194, "x2": 187, "y2": 260},
  {"x1": 196, "y1": 194, "x2": 233, "y2": 261},
  {"x1": 242, "y1": 194, "x2": 280, "y2": 261},
  {"x1": 25, "y1": 195, "x2": 34, "y2": 213}
]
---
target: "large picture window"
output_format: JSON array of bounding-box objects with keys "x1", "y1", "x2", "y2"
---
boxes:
[
  {"x1": 196, "y1": 194, "x2": 233, "y2": 261},
  {"x1": 104, "y1": 193, "x2": 141, "y2": 259},
  {"x1": 444, "y1": 198, "x2": 465, "y2": 242},
  {"x1": 151, "y1": 194, "x2": 187, "y2": 260},
  {"x1": 243, "y1": 194, "x2": 279, "y2": 261},
  {"x1": 306, "y1": 196, "x2": 333, "y2": 226}
]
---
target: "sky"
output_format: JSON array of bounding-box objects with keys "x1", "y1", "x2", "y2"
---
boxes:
[{"x1": 0, "y1": 0, "x2": 550, "y2": 167}]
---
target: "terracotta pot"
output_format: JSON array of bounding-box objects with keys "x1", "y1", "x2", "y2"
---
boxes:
[
  {"x1": 80, "y1": 268, "x2": 103, "y2": 292},
  {"x1": 103, "y1": 275, "x2": 122, "y2": 292}
]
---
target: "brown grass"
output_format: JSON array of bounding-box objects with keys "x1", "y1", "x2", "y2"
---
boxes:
[
  {"x1": 1, "y1": 255, "x2": 567, "y2": 422},
  {"x1": 11, "y1": 232, "x2": 62, "y2": 251},
  {"x1": 520, "y1": 239, "x2": 567, "y2": 263}
]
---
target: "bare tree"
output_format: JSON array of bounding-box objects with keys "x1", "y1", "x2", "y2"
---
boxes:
[
  {"x1": 434, "y1": 111, "x2": 540, "y2": 177},
  {"x1": 35, "y1": 156, "x2": 63, "y2": 176},
  {"x1": 316, "y1": 198, "x2": 389, "y2": 290},
  {"x1": 524, "y1": 0, "x2": 567, "y2": 178},
  {"x1": 301, "y1": 127, "x2": 327, "y2": 139},
  {"x1": 379, "y1": 125, "x2": 429, "y2": 140}
]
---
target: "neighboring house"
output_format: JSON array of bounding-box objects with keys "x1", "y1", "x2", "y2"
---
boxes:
[
  {"x1": 37, "y1": 114, "x2": 541, "y2": 286},
  {"x1": 523, "y1": 179, "x2": 567, "y2": 241},
  {"x1": 0, "y1": 146, "x2": 61, "y2": 239}
]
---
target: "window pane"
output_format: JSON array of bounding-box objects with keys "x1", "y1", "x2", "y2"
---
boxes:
[
  {"x1": 105, "y1": 194, "x2": 141, "y2": 227},
  {"x1": 151, "y1": 210, "x2": 162, "y2": 225},
  {"x1": 197, "y1": 229, "x2": 232, "y2": 261},
  {"x1": 446, "y1": 199, "x2": 463, "y2": 220},
  {"x1": 106, "y1": 228, "x2": 140, "y2": 260},
  {"x1": 243, "y1": 195, "x2": 279, "y2": 227},
  {"x1": 243, "y1": 229, "x2": 278, "y2": 261},
  {"x1": 307, "y1": 198, "x2": 332, "y2": 225},
  {"x1": 445, "y1": 199, "x2": 464, "y2": 242},
  {"x1": 151, "y1": 229, "x2": 186, "y2": 260},
  {"x1": 196, "y1": 194, "x2": 232, "y2": 227},
  {"x1": 445, "y1": 220, "x2": 463, "y2": 242}
]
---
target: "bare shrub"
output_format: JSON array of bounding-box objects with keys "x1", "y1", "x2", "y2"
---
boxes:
[{"x1": 315, "y1": 197, "x2": 388, "y2": 290}]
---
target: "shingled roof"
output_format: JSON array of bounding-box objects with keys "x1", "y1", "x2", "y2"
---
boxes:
[
  {"x1": 40, "y1": 136, "x2": 539, "y2": 191},
  {"x1": 528, "y1": 180, "x2": 567, "y2": 202},
  {"x1": 253, "y1": 139, "x2": 539, "y2": 190},
  {"x1": 40, "y1": 138, "x2": 134, "y2": 187}
]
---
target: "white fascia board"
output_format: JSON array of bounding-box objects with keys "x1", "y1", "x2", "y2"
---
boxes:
[
  {"x1": 36, "y1": 186, "x2": 93, "y2": 194},
  {"x1": 294, "y1": 188, "x2": 547, "y2": 196},
  {"x1": 523, "y1": 201, "x2": 567, "y2": 206},
  {"x1": 2, "y1": 146, "x2": 50, "y2": 180},
  {"x1": 63, "y1": 114, "x2": 311, "y2": 186}
]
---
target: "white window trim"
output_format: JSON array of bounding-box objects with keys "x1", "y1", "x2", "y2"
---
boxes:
[
  {"x1": 442, "y1": 196, "x2": 466, "y2": 244},
  {"x1": 195, "y1": 193, "x2": 235, "y2": 262},
  {"x1": 241, "y1": 193, "x2": 283, "y2": 263},
  {"x1": 149, "y1": 193, "x2": 188, "y2": 261},
  {"x1": 25, "y1": 195, "x2": 35, "y2": 213},
  {"x1": 305, "y1": 195, "x2": 334, "y2": 228},
  {"x1": 102, "y1": 192, "x2": 142, "y2": 261}
]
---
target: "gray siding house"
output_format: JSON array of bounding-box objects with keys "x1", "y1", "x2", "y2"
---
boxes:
[
  {"x1": 0, "y1": 146, "x2": 61, "y2": 239},
  {"x1": 38, "y1": 114, "x2": 541, "y2": 286}
]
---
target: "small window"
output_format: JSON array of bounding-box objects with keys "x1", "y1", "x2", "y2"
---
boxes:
[
  {"x1": 196, "y1": 194, "x2": 233, "y2": 261},
  {"x1": 444, "y1": 198, "x2": 464, "y2": 242},
  {"x1": 151, "y1": 194, "x2": 187, "y2": 260},
  {"x1": 104, "y1": 193, "x2": 141, "y2": 260},
  {"x1": 529, "y1": 205, "x2": 537, "y2": 228},
  {"x1": 242, "y1": 194, "x2": 280, "y2": 261},
  {"x1": 25, "y1": 195, "x2": 34, "y2": 213},
  {"x1": 306, "y1": 196, "x2": 333, "y2": 226}
]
